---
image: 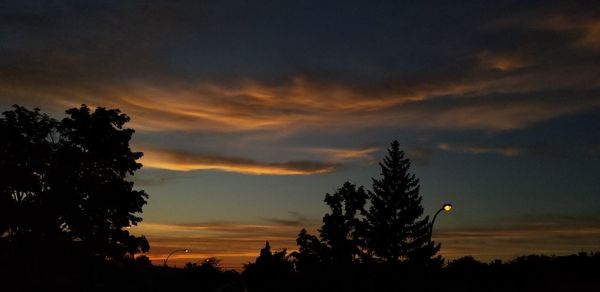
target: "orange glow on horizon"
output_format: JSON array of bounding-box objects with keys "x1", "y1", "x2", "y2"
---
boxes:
[{"x1": 130, "y1": 221, "x2": 600, "y2": 270}]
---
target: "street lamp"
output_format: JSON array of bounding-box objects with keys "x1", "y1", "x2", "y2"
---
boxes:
[
  {"x1": 163, "y1": 249, "x2": 189, "y2": 267},
  {"x1": 429, "y1": 203, "x2": 452, "y2": 243}
]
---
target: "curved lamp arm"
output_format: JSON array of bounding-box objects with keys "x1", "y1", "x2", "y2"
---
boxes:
[
  {"x1": 429, "y1": 203, "x2": 452, "y2": 243},
  {"x1": 163, "y1": 249, "x2": 189, "y2": 266}
]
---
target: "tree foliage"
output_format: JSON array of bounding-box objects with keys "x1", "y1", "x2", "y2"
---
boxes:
[
  {"x1": 0, "y1": 106, "x2": 57, "y2": 240},
  {"x1": 366, "y1": 140, "x2": 440, "y2": 265},
  {"x1": 243, "y1": 241, "x2": 294, "y2": 292},
  {"x1": 293, "y1": 182, "x2": 368, "y2": 270},
  {"x1": 0, "y1": 104, "x2": 149, "y2": 260},
  {"x1": 320, "y1": 182, "x2": 368, "y2": 264}
]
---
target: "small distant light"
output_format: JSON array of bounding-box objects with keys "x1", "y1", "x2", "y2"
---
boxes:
[
  {"x1": 443, "y1": 204, "x2": 453, "y2": 212},
  {"x1": 184, "y1": 249, "x2": 189, "y2": 253}
]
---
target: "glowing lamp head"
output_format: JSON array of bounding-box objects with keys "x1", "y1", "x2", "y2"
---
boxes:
[{"x1": 443, "y1": 204, "x2": 453, "y2": 212}]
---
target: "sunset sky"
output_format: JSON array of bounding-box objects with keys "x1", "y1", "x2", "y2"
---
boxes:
[{"x1": 1, "y1": 0, "x2": 599, "y2": 269}]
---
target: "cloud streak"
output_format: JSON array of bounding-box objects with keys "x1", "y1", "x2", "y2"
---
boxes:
[
  {"x1": 438, "y1": 143, "x2": 523, "y2": 157},
  {"x1": 139, "y1": 147, "x2": 337, "y2": 175},
  {"x1": 4, "y1": 76, "x2": 599, "y2": 136},
  {"x1": 437, "y1": 225, "x2": 600, "y2": 261},
  {"x1": 298, "y1": 146, "x2": 380, "y2": 161}
]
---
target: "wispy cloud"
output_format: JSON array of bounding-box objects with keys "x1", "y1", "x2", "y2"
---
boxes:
[
  {"x1": 4, "y1": 76, "x2": 599, "y2": 137},
  {"x1": 437, "y1": 143, "x2": 523, "y2": 157},
  {"x1": 139, "y1": 147, "x2": 337, "y2": 175},
  {"x1": 490, "y1": 3, "x2": 600, "y2": 50},
  {"x1": 259, "y1": 211, "x2": 313, "y2": 227},
  {"x1": 477, "y1": 51, "x2": 531, "y2": 71},
  {"x1": 299, "y1": 146, "x2": 380, "y2": 161},
  {"x1": 528, "y1": 12, "x2": 600, "y2": 49},
  {"x1": 437, "y1": 224, "x2": 600, "y2": 261},
  {"x1": 2, "y1": 1, "x2": 600, "y2": 136}
]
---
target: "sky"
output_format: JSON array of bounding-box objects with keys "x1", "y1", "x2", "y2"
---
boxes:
[{"x1": 1, "y1": 0, "x2": 599, "y2": 269}]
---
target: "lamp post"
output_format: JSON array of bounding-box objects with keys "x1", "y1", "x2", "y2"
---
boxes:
[
  {"x1": 163, "y1": 249, "x2": 189, "y2": 267},
  {"x1": 429, "y1": 203, "x2": 452, "y2": 243}
]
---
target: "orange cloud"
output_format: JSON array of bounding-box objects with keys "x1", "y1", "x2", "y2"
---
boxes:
[
  {"x1": 139, "y1": 147, "x2": 337, "y2": 175},
  {"x1": 33, "y1": 78, "x2": 597, "y2": 134},
  {"x1": 2, "y1": 65, "x2": 599, "y2": 135},
  {"x1": 494, "y1": 9, "x2": 600, "y2": 50},
  {"x1": 535, "y1": 15, "x2": 600, "y2": 49},
  {"x1": 478, "y1": 51, "x2": 531, "y2": 71},
  {"x1": 299, "y1": 146, "x2": 380, "y2": 161}
]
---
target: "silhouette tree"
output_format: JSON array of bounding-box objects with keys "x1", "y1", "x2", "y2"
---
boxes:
[
  {"x1": 0, "y1": 106, "x2": 57, "y2": 241},
  {"x1": 365, "y1": 140, "x2": 440, "y2": 266},
  {"x1": 293, "y1": 181, "x2": 368, "y2": 271},
  {"x1": 319, "y1": 181, "x2": 368, "y2": 265},
  {"x1": 243, "y1": 241, "x2": 294, "y2": 292},
  {"x1": 246, "y1": 241, "x2": 293, "y2": 274},
  {"x1": 184, "y1": 257, "x2": 222, "y2": 273},
  {"x1": 0, "y1": 104, "x2": 149, "y2": 261},
  {"x1": 292, "y1": 228, "x2": 330, "y2": 272},
  {"x1": 51, "y1": 105, "x2": 149, "y2": 259}
]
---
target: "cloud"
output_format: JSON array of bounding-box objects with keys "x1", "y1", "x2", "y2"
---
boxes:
[
  {"x1": 530, "y1": 12, "x2": 600, "y2": 49},
  {"x1": 3, "y1": 2, "x2": 600, "y2": 135},
  {"x1": 3, "y1": 1, "x2": 600, "y2": 135},
  {"x1": 408, "y1": 146, "x2": 434, "y2": 166},
  {"x1": 259, "y1": 211, "x2": 313, "y2": 227},
  {"x1": 298, "y1": 146, "x2": 379, "y2": 161},
  {"x1": 437, "y1": 224, "x2": 600, "y2": 261},
  {"x1": 438, "y1": 143, "x2": 523, "y2": 157},
  {"x1": 3, "y1": 76, "x2": 599, "y2": 137},
  {"x1": 477, "y1": 51, "x2": 531, "y2": 71},
  {"x1": 490, "y1": 3, "x2": 600, "y2": 50},
  {"x1": 138, "y1": 146, "x2": 337, "y2": 175}
]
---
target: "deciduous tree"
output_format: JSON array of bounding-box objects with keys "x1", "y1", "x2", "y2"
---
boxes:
[{"x1": 0, "y1": 104, "x2": 149, "y2": 260}]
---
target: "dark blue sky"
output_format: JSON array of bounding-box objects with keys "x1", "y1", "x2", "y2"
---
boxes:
[{"x1": 1, "y1": 0, "x2": 599, "y2": 268}]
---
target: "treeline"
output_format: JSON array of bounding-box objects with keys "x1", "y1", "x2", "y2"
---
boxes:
[
  {"x1": 239, "y1": 249, "x2": 600, "y2": 292},
  {"x1": 4, "y1": 249, "x2": 598, "y2": 291}
]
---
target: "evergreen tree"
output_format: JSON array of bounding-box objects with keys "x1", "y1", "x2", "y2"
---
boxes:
[{"x1": 365, "y1": 140, "x2": 440, "y2": 266}]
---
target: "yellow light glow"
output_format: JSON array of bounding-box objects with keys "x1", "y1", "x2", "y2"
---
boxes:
[{"x1": 443, "y1": 204, "x2": 453, "y2": 212}]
